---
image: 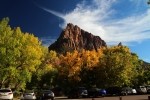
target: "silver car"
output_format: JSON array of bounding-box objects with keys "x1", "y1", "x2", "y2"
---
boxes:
[
  {"x1": 0, "y1": 88, "x2": 13, "y2": 100},
  {"x1": 20, "y1": 90, "x2": 36, "y2": 100}
]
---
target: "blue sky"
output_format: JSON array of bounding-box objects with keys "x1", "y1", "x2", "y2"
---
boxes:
[{"x1": 0, "y1": 0, "x2": 150, "y2": 62}]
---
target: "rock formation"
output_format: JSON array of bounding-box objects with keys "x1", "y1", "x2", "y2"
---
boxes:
[{"x1": 48, "y1": 23, "x2": 107, "y2": 53}]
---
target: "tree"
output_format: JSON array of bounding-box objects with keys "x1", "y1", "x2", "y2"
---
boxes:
[
  {"x1": 29, "y1": 49, "x2": 59, "y2": 89},
  {"x1": 58, "y1": 50, "x2": 81, "y2": 82},
  {"x1": 96, "y1": 46, "x2": 139, "y2": 88},
  {"x1": 133, "y1": 60, "x2": 150, "y2": 86},
  {"x1": 0, "y1": 18, "x2": 43, "y2": 89},
  {"x1": 58, "y1": 49, "x2": 102, "y2": 89},
  {"x1": 79, "y1": 49, "x2": 102, "y2": 87},
  {"x1": 148, "y1": 0, "x2": 150, "y2": 4}
]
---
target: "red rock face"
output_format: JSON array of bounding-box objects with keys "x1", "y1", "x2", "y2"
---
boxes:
[{"x1": 48, "y1": 23, "x2": 107, "y2": 53}]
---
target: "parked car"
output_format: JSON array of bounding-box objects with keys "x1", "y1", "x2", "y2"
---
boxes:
[
  {"x1": 20, "y1": 90, "x2": 36, "y2": 100},
  {"x1": 106, "y1": 87, "x2": 122, "y2": 96},
  {"x1": 131, "y1": 88, "x2": 137, "y2": 94},
  {"x1": 38, "y1": 90, "x2": 54, "y2": 100},
  {"x1": 0, "y1": 88, "x2": 13, "y2": 100},
  {"x1": 68, "y1": 87, "x2": 88, "y2": 98},
  {"x1": 51, "y1": 87, "x2": 63, "y2": 96},
  {"x1": 135, "y1": 86, "x2": 147, "y2": 94},
  {"x1": 121, "y1": 87, "x2": 133, "y2": 95},
  {"x1": 88, "y1": 87, "x2": 106, "y2": 97},
  {"x1": 145, "y1": 85, "x2": 150, "y2": 94},
  {"x1": 99, "y1": 89, "x2": 107, "y2": 96}
]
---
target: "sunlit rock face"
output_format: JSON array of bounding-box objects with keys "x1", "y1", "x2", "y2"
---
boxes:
[{"x1": 48, "y1": 23, "x2": 107, "y2": 53}]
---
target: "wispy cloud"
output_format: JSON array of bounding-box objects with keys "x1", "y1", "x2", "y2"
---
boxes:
[
  {"x1": 40, "y1": 36, "x2": 57, "y2": 47},
  {"x1": 141, "y1": 57, "x2": 150, "y2": 63},
  {"x1": 40, "y1": 0, "x2": 150, "y2": 45}
]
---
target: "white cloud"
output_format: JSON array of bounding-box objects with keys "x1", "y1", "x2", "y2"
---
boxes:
[
  {"x1": 103, "y1": 9, "x2": 150, "y2": 43},
  {"x1": 40, "y1": 36, "x2": 57, "y2": 47},
  {"x1": 40, "y1": 0, "x2": 150, "y2": 45}
]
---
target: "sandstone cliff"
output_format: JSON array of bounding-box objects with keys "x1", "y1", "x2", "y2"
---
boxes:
[{"x1": 48, "y1": 23, "x2": 107, "y2": 53}]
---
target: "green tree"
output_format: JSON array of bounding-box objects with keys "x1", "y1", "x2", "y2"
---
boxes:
[
  {"x1": 148, "y1": 0, "x2": 150, "y2": 4},
  {"x1": 96, "y1": 46, "x2": 139, "y2": 88},
  {"x1": 0, "y1": 18, "x2": 43, "y2": 89},
  {"x1": 27, "y1": 48, "x2": 59, "y2": 89},
  {"x1": 133, "y1": 60, "x2": 150, "y2": 86}
]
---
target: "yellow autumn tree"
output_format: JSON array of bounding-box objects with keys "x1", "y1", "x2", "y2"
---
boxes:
[
  {"x1": 59, "y1": 50, "x2": 81, "y2": 81},
  {"x1": 79, "y1": 49, "x2": 103, "y2": 87},
  {"x1": 80, "y1": 49, "x2": 100, "y2": 69}
]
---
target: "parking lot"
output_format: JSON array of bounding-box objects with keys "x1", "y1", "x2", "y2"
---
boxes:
[
  {"x1": 53, "y1": 95, "x2": 150, "y2": 100},
  {"x1": 13, "y1": 95, "x2": 150, "y2": 100}
]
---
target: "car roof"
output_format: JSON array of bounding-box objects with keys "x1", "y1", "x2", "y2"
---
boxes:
[
  {"x1": 24, "y1": 90, "x2": 34, "y2": 93},
  {"x1": 0, "y1": 88, "x2": 11, "y2": 90},
  {"x1": 0, "y1": 88, "x2": 12, "y2": 92},
  {"x1": 42, "y1": 90, "x2": 52, "y2": 92}
]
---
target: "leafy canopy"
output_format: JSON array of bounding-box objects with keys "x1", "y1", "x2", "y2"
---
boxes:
[{"x1": 0, "y1": 18, "x2": 43, "y2": 89}]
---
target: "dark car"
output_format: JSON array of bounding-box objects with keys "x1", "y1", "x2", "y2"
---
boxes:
[
  {"x1": 135, "y1": 86, "x2": 147, "y2": 94},
  {"x1": 68, "y1": 87, "x2": 88, "y2": 98},
  {"x1": 106, "y1": 87, "x2": 122, "y2": 96},
  {"x1": 38, "y1": 90, "x2": 54, "y2": 100},
  {"x1": 146, "y1": 85, "x2": 150, "y2": 94},
  {"x1": 88, "y1": 87, "x2": 106, "y2": 97},
  {"x1": 99, "y1": 89, "x2": 107, "y2": 96}
]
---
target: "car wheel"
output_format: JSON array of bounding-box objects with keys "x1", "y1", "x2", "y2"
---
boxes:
[
  {"x1": 51, "y1": 98, "x2": 54, "y2": 100},
  {"x1": 101, "y1": 94, "x2": 105, "y2": 97}
]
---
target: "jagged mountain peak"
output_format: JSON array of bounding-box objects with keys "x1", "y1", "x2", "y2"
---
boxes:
[{"x1": 48, "y1": 23, "x2": 107, "y2": 53}]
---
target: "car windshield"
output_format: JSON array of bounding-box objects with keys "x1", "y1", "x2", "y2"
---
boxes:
[
  {"x1": 43, "y1": 90, "x2": 52, "y2": 93},
  {"x1": 0, "y1": 89, "x2": 11, "y2": 92},
  {"x1": 78, "y1": 87, "x2": 86, "y2": 90},
  {"x1": 140, "y1": 86, "x2": 146, "y2": 88},
  {"x1": 24, "y1": 90, "x2": 34, "y2": 93},
  {"x1": 146, "y1": 86, "x2": 150, "y2": 88},
  {"x1": 122, "y1": 87, "x2": 132, "y2": 90}
]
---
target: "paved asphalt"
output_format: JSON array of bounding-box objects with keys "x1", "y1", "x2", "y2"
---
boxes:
[
  {"x1": 14, "y1": 95, "x2": 150, "y2": 100},
  {"x1": 54, "y1": 95, "x2": 150, "y2": 100}
]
